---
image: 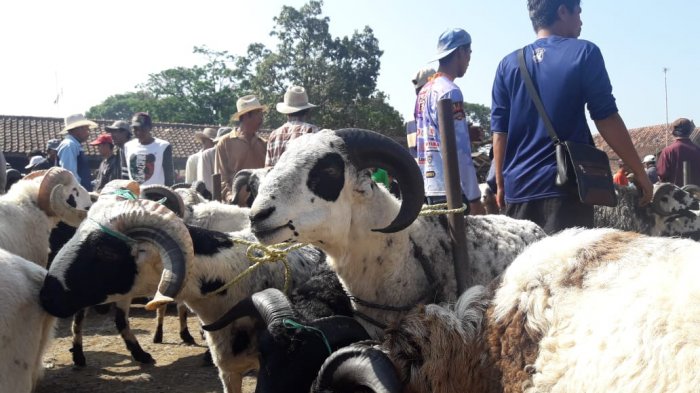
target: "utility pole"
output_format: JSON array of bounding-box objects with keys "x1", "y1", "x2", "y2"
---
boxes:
[{"x1": 663, "y1": 67, "x2": 669, "y2": 146}]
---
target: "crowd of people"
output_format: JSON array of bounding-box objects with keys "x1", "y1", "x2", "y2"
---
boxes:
[{"x1": 4, "y1": 0, "x2": 699, "y2": 232}]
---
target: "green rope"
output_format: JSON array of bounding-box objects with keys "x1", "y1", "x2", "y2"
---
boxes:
[
  {"x1": 88, "y1": 218, "x2": 137, "y2": 245},
  {"x1": 419, "y1": 202, "x2": 467, "y2": 216},
  {"x1": 111, "y1": 189, "x2": 139, "y2": 200},
  {"x1": 283, "y1": 318, "x2": 332, "y2": 355},
  {"x1": 206, "y1": 240, "x2": 307, "y2": 297}
]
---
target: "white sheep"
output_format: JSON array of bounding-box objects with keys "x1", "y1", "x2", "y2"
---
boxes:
[
  {"x1": 313, "y1": 228, "x2": 700, "y2": 393},
  {"x1": 244, "y1": 129, "x2": 546, "y2": 337},
  {"x1": 0, "y1": 167, "x2": 92, "y2": 267},
  {"x1": 0, "y1": 248, "x2": 56, "y2": 393},
  {"x1": 40, "y1": 199, "x2": 327, "y2": 393}
]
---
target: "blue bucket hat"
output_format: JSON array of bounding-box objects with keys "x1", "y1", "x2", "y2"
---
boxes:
[{"x1": 432, "y1": 28, "x2": 472, "y2": 62}]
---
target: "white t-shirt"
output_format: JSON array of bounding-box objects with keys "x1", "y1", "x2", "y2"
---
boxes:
[{"x1": 124, "y1": 138, "x2": 170, "y2": 185}]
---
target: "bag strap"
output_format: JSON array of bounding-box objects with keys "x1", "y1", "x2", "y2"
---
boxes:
[{"x1": 517, "y1": 47, "x2": 560, "y2": 145}]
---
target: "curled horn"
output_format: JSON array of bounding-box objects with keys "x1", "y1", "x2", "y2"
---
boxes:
[
  {"x1": 311, "y1": 344, "x2": 402, "y2": 393},
  {"x1": 37, "y1": 167, "x2": 88, "y2": 226},
  {"x1": 99, "y1": 199, "x2": 193, "y2": 311},
  {"x1": 140, "y1": 184, "x2": 187, "y2": 219},
  {"x1": 171, "y1": 182, "x2": 192, "y2": 190},
  {"x1": 23, "y1": 169, "x2": 50, "y2": 181},
  {"x1": 335, "y1": 129, "x2": 425, "y2": 233},
  {"x1": 202, "y1": 288, "x2": 294, "y2": 332},
  {"x1": 231, "y1": 169, "x2": 254, "y2": 206}
]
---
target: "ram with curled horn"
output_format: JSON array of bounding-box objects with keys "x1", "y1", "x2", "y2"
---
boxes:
[
  {"x1": 248, "y1": 128, "x2": 547, "y2": 338},
  {"x1": 0, "y1": 166, "x2": 92, "y2": 267},
  {"x1": 40, "y1": 197, "x2": 329, "y2": 393}
]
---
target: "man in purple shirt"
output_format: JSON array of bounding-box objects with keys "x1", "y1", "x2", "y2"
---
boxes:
[
  {"x1": 490, "y1": 0, "x2": 651, "y2": 234},
  {"x1": 657, "y1": 118, "x2": 700, "y2": 187}
]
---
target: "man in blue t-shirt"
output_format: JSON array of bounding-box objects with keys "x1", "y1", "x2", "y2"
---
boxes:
[
  {"x1": 415, "y1": 28, "x2": 484, "y2": 215},
  {"x1": 490, "y1": 0, "x2": 651, "y2": 234}
]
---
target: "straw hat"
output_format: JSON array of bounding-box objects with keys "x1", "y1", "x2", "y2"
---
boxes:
[
  {"x1": 60, "y1": 113, "x2": 97, "y2": 135},
  {"x1": 232, "y1": 95, "x2": 267, "y2": 121},
  {"x1": 275, "y1": 86, "x2": 317, "y2": 114}
]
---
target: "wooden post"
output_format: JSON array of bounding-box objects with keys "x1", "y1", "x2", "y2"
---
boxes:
[
  {"x1": 683, "y1": 161, "x2": 690, "y2": 187},
  {"x1": 212, "y1": 173, "x2": 222, "y2": 202},
  {"x1": 437, "y1": 98, "x2": 470, "y2": 295}
]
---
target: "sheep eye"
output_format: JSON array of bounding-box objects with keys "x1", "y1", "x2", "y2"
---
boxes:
[{"x1": 307, "y1": 153, "x2": 345, "y2": 201}]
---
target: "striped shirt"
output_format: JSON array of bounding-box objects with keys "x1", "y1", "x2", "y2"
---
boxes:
[{"x1": 265, "y1": 120, "x2": 319, "y2": 167}]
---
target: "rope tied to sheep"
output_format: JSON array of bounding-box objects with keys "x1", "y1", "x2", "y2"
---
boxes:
[
  {"x1": 88, "y1": 218, "x2": 138, "y2": 245},
  {"x1": 206, "y1": 240, "x2": 307, "y2": 297},
  {"x1": 282, "y1": 319, "x2": 332, "y2": 355},
  {"x1": 419, "y1": 203, "x2": 467, "y2": 216},
  {"x1": 111, "y1": 189, "x2": 139, "y2": 200}
]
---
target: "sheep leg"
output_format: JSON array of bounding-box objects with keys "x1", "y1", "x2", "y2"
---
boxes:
[
  {"x1": 114, "y1": 299, "x2": 155, "y2": 364},
  {"x1": 153, "y1": 305, "x2": 165, "y2": 343},
  {"x1": 177, "y1": 302, "x2": 195, "y2": 345},
  {"x1": 69, "y1": 308, "x2": 87, "y2": 367}
]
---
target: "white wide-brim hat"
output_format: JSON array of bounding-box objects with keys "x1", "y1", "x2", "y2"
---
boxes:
[
  {"x1": 232, "y1": 95, "x2": 267, "y2": 121},
  {"x1": 60, "y1": 113, "x2": 97, "y2": 135},
  {"x1": 276, "y1": 86, "x2": 317, "y2": 114}
]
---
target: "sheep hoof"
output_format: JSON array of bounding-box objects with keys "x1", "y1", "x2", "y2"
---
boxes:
[
  {"x1": 153, "y1": 330, "x2": 163, "y2": 343},
  {"x1": 180, "y1": 329, "x2": 196, "y2": 345},
  {"x1": 134, "y1": 351, "x2": 156, "y2": 364},
  {"x1": 69, "y1": 346, "x2": 86, "y2": 367}
]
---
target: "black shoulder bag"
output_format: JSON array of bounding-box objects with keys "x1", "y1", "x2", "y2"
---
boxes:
[{"x1": 518, "y1": 47, "x2": 617, "y2": 207}]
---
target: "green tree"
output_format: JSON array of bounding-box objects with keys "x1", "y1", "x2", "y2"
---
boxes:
[
  {"x1": 86, "y1": 91, "x2": 159, "y2": 120},
  {"x1": 463, "y1": 102, "x2": 491, "y2": 132},
  {"x1": 236, "y1": 1, "x2": 403, "y2": 135}
]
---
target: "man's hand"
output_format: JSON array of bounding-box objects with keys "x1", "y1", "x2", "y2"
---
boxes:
[
  {"x1": 635, "y1": 173, "x2": 653, "y2": 206},
  {"x1": 496, "y1": 188, "x2": 506, "y2": 211}
]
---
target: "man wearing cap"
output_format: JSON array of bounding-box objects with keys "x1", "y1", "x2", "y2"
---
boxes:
[
  {"x1": 490, "y1": 0, "x2": 652, "y2": 234},
  {"x1": 90, "y1": 133, "x2": 120, "y2": 192},
  {"x1": 104, "y1": 120, "x2": 132, "y2": 180},
  {"x1": 657, "y1": 118, "x2": 700, "y2": 187},
  {"x1": 414, "y1": 28, "x2": 484, "y2": 215},
  {"x1": 265, "y1": 86, "x2": 319, "y2": 167},
  {"x1": 25, "y1": 155, "x2": 51, "y2": 173},
  {"x1": 642, "y1": 154, "x2": 658, "y2": 184},
  {"x1": 57, "y1": 113, "x2": 96, "y2": 191},
  {"x1": 46, "y1": 139, "x2": 61, "y2": 167},
  {"x1": 215, "y1": 95, "x2": 267, "y2": 203},
  {"x1": 124, "y1": 112, "x2": 174, "y2": 186},
  {"x1": 406, "y1": 67, "x2": 436, "y2": 160},
  {"x1": 186, "y1": 127, "x2": 217, "y2": 183}
]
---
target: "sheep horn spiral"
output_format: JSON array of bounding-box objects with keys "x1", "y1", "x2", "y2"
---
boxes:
[
  {"x1": 311, "y1": 344, "x2": 403, "y2": 393},
  {"x1": 335, "y1": 128, "x2": 425, "y2": 233}
]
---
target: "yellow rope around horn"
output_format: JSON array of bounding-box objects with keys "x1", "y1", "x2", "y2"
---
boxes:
[
  {"x1": 207, "y1": 239, "x2": 307, "y2": 297},
  {"x1": 418, "y1": 202, "x2": 467, "y2": 216}
]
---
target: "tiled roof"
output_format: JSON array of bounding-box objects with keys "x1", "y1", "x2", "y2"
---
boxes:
[
  {"x1": 0, "y1": 115, "x2": 216, "y2": 160},
  {"x1": 594, "y1": 123, "x2": 700, "y2": 161}
]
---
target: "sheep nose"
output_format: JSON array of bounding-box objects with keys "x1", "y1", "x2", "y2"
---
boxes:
[{"x1": 250, "y1": 206, "x2": 276, "y2": 224}]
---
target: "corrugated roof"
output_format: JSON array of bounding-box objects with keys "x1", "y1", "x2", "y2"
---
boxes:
[{"x1": 594, "y1": 123, "x2": 700, "y2": 161}]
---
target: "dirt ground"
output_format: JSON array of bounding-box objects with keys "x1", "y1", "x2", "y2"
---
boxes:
[{"x1": 36, "y1": 304, "x2": 256, "y2": 393}]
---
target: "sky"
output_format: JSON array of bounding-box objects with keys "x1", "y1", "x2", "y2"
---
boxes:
[{"x1": 1, "y1": 0, "x2": 698, "y2": 131}]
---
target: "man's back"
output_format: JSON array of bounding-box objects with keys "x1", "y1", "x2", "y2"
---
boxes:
[
  {"x1": 658, "y1": 139, "x2": 700, "y2": 186},
  {"x1": 265, "y1": 120, "x2": 318, "y2": 167},
  {"x1": 491, "y1": 36, "x2": 617, "y2": 203}
]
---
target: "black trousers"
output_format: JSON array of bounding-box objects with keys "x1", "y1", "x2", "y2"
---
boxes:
[{"x1": 505, "y1": 194, "x2": 593, "y2": 235}]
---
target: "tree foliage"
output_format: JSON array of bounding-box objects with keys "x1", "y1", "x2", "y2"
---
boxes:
[
  {"x1": 464, "y1": 102, "x2": 491, "y2": 133},
  {"x1": 87, "y1": 1, "x2": 405, "y2": 136}
]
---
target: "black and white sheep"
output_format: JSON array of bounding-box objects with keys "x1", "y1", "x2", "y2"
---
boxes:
[
  {"x1": 0, "y1": 167, "x2": 92, "y2": 267},
  {"x1": 594, "y1": 183, "x2": 700, "y2": 239},
  {"x1": 312, "y1": 228, "x2": 700, "y2": 393},
  {"x1": 0, "y1": 248, "x2": 56, "y2": 393},
  {"x1": 39, "y1": 198, "x2": 328, "y2": 393},
  {"x1": 202, "y1": 266, "x2": 370, "y2": 393},
  {"x1": 240, "y1": 129, "x2": 546, "y2": 337},
  {"x1": 60, "y1": 182, "x2": 252, "y2": 367}
]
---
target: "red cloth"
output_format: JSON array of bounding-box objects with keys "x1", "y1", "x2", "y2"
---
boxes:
[
  {"x1": 613, "y1": 169, "x2": 628, "y2": 186},
  {"x1": 657, "y1": 138, "x2": 700, "y2": 187}
]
